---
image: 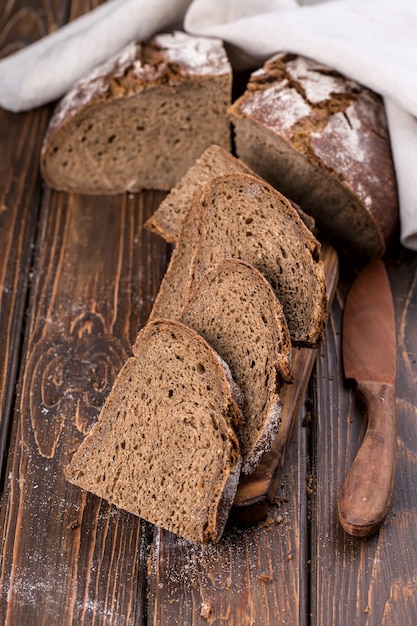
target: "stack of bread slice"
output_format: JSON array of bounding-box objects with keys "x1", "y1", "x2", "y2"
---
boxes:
[{"x1": 65, "y1": 150, "x2": 328, "y2": 543}]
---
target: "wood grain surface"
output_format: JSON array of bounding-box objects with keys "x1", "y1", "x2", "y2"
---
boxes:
[
  {"x1": 311, "y1": 253, "x2": 417, "y2": 625},
  {"x1": 1, "y1": 2, "x2": 417, "y2": 625},
  {"x1": 0, "y1": 0, "x2": 70, "y2": 485}
]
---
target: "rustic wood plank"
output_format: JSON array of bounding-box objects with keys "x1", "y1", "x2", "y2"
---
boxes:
[
  {"x1": 0, "y1": 0, "x2": 74, "y2": 479},
  {"x1": 311, "y1": 246, "x2": 417, "y2": 625},
  {"x1": 0, "y1": 188, "x2": 170, "y2": 624},
  {"x1": 148, "y1": 381, "x2": 310, "y2": 625}
]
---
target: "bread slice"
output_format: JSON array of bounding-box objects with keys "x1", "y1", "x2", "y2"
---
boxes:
[
  {"x1": 41, "y1": 32, "x2": 232, "y2": 194},
  {"x1": 150, "y1": 173, "x2": 328, "y2": 348},
  {"x1": 145, "y1": 144, "x2": 316, "y2": 244},
  {"x1": 228, "y1": 52, "x2": 399, "y2": 258},
  {"x1": 181, "y1": 258, "x2": 293, "y2": 474},
  {"x1": 64, "y1": 319, "x2": 243, "y2": 544},
  {"x1": 144, "y1": 145, "x2": 254, "y2": 243}
]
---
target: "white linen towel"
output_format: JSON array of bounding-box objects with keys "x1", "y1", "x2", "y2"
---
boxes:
[{"x1": 1, "y1": 0, "x2": 416, "y2": 251}]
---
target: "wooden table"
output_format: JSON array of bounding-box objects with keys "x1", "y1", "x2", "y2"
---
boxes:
[{"x1": 1, "y1": 3, "x2": 417, "y2": 624}]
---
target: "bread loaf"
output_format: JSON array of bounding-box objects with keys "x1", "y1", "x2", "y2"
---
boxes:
[
  {"x1": 65, "y1": 319, "x2": 243, "y2": 544},
  {"x1": 41, "y1": 32, "x2": 232, "y2": 194},
  {"x1": 228, "y1": 53, "x2": 399, "y2": 258},
  {"x1": 150, "y1": 172, "x2": 327, "y2": 348},
  {"x1": 181, "y1": 259, "x2": 293, "y2": 474}
]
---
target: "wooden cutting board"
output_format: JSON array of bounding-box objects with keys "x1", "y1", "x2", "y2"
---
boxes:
[{"x1": 231, "y1": 243, "x2": 339, "y2": 524}]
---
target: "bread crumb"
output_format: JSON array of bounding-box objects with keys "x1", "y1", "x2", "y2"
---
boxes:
[
  {"x1": 302, "y1": 411, "x2": 311, "y2": 426},
  {"x1": 200, "y1": 600, "x2": 212, "y2": 619},
  {"x1": 364, "y1": 605, "x2": 371, "y2": 614},
  {"x1": 306, "y1": 473, "x2": 314, "y2": 495},
  {"x1": 259, "y1": 573, "x2": 274, "y2": 582}
]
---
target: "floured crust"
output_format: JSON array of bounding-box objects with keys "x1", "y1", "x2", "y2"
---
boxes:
[
  {"x1": 210, "y1": 455, "x2": 242, "y2": 542},
  {"x1": 229, "y1": 52, "x2": 399, "y2": 257},
  {"x1": 43, "y1": 33, "x2": 231, "y2": 148},
  {"x1": 241, "y1": 397, "x2": 282, "y2": 475}
]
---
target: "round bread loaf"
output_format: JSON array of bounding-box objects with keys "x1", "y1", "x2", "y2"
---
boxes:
[{"x1": 228, "y1": 52, "x2": 399, "y2": 258}]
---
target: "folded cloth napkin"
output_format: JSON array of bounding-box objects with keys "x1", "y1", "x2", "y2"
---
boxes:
[{"x1": 1, "y1": 0, "x2": 416, "y2": 251}]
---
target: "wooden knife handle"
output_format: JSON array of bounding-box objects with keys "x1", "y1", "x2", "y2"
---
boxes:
[{"x1": 338, "y1": 381, "x2": 397, "y2": 538}]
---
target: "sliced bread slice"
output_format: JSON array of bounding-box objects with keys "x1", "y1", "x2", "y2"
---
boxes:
[
  {"x1": 181, "y1": 258, "x2": 293, "y2": 474},
  {"x1": 150, "y1": 173, "x2": 328, "y2": 348},
  {"x1": 41, "y1": 32, "x2": 232, "y2": 194},
  {"x1": 144, "y1": 144, "x2": 254, "y2": 243},
  {"x1": 65, "y1": 319, "x2": 243, "y2": 544}
]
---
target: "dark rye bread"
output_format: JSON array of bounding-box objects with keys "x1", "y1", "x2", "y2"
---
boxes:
[
  {"x1": 181, "y1": 259, "x2": 293, "y2": 474},
  {"x1": 150, "y1": 173, "x2": 328, "y2": 348},
  {"x1": 41, "y1": 32, "x2": 232, "y2": 194},
  {"x1": 145, "y1": 145, "x2": 254, "y2": 243},
  {"x1": 64, "y1": 319, "x2": 243, "y2": 544},
  {"x1": 228, "y1": 52, "x2": 399, "y2": 258}
]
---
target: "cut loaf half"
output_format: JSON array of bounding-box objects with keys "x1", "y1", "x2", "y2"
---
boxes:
[
  {"x1": 150, "y1": 172, "x2": 328, "y2": 348},
  {"x1": 65, "y1": 319, "x2": 243, "y2": 544},
  {"x1": 41, "y1": 32, "x2": 232, "y2": 193},
  {"x1": 181, "y1": 258, "x2": 293, "y2": 474}
]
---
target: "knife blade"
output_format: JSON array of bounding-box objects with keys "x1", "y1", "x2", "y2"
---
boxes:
[{"x1": 338, "y1": 259, "x2": 396, "y2": 537}]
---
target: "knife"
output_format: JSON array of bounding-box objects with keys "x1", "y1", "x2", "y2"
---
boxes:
[{"x1": 338, "y1": 259, "x2": 396, "y2": 538}]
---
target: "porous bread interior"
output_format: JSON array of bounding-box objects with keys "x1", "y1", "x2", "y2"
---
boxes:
[
  {"x1": 145, "y1": 145, "x2": 253, "y2": 243},
  {"x1": 65, "y1": 321, "x2": 241, "y2": 544},
  {"x1": 190, "y1": 174, "x2": 327, "y2": 347},
  {"x1": 181, "y1": 259, "x2": 293, "y2": 472},
  {"x1": 230, "y1": 114, "x2": 384, "y2": 257},
  {"x1": 43, "y1": 77, "x2": 230, "y2": 193}
]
